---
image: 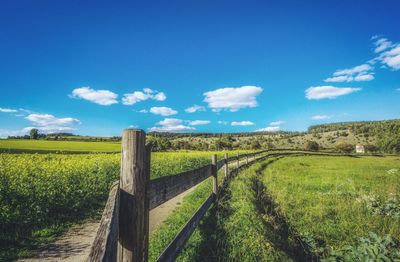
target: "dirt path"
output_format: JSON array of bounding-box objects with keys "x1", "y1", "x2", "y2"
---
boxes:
[{"x1": 19, "y1": 186, "x2": 197, "y2": 262}]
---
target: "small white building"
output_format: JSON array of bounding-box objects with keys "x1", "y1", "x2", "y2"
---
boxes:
[{"x1": 356, "y1": 144, "x2": 365, "y2": 154}]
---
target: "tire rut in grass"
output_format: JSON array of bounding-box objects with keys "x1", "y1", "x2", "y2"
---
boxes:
[{"x1": 252, "y1": 158, "x2": 320, "y2": 262}]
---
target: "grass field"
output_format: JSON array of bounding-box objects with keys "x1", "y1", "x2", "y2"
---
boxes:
[
  {"x1": 166, "y1": 154, "x2": 400, "y2": 261},
  {"x1": 0, "y1": 139, "x2": 121, "y2": 153},
  {"x1": 263, "y1": 155, "x2": 400, "y2": 259}
]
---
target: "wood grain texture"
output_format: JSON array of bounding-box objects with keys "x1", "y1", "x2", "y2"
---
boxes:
[
  {"x1": 147, "y1": 164, "x2": 212, "y2": 210},
  {"x1": 87, "y1": 181, "x2": 119, "y2": 262},
  {"x1": 156, "y1": 193, "x2": 216, "y2": 262},
  {"x1": 118, "y1": 129, "x2": 148, "y2": 262}
]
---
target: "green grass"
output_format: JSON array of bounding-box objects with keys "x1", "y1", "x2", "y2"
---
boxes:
[
  {"x1": 262, "y1": 155, "x2": 400, "y2": 258},
  {"x1": 170, "y1": 154, "x2": 400, "y2": 261},
  {"x1": 0, "y1": 139, "x2": 121, "y2": 153}
]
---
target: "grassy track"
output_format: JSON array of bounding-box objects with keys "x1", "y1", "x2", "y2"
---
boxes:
[
  {"x1": 174, "y1": 154, "x2": 400, "y2": 261},
  {"x1": 0, "y1": 139, "x2": 121, "y2": 153}
]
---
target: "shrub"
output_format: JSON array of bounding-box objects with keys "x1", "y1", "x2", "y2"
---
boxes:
[
  {"x1": 305, "y1": 140, "x2": 319, "y2": 151},
  {"x1": 335, "y1": 142, "x2": 354, "y2": 153},
  {"x1": 364, "y1": 144, "x2": 378, "y2": 153}
]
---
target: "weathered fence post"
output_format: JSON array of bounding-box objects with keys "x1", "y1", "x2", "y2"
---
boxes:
[
  {"x1": 118, "y1": 129, "x2": 150, "y2": 262},
  {"x1": 236, "y1": 153, "x2": 240, "y2": 169},
  {"x1": 211, "y1": 154, "x2": 218, "y2": 196},
  {"x1": 224, "y1": 153, "x2": 228, "y2": 178}
]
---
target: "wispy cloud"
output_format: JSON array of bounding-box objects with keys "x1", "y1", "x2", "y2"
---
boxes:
[
  {"x1": 188, "y1": 120, "x2": 210, "y2": 126},
  {"x1": 203, "y1": 86, "x2": 263, "y2": 112},
  {"x1": 371, "y1": 36, "x2": 400, "y2": 71},
  {"x1": 324, "y1": 64, "x2": 374, "y2": 82},
  {"x1": 149, "y1": 118, "x2": 194, "y2": 132},
  {"x1": 185, "y1": 105, "x2": 206, "y2": 113},
  {"x1": 122, "y1": 88, "x2": 166, "y2": 105},
  {"x1": 256, "y1": 126, "x2": 280, "y2": 132},
  {"x1": 256, "y1": 120, "x2": 285, "y2": 132},
  {"x1": 305, "y1": 86, "x2": 361, "y2": 100},
  {"x1": 269, "y1": 120, "x2": 285, "y2": 126},
  {"x1": 231, "y1": 121, "x2": 255, "y2": 126},
  {"x1": 0, "y1": 107, "x2": 18, "y2": 113},
  {"x1": 149, "y1": 106, "x2": 178, "y2": 116},
  {"x1": 311, "y1": 115, "x2": 332, "y2": 120},
  {"x1": 70, "y1": 87, "x2": 118, "y2": 105},
  {"x1": 218, "y1": 121, "x2": 228, "y2": 125},
  {"x1": 373, "y1": 38, "x2": 393, "y2": 53}
]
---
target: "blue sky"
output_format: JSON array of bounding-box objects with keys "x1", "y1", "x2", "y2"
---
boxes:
[{"x1": 0, "y1": 0, "x2": 399, "y2": 137}]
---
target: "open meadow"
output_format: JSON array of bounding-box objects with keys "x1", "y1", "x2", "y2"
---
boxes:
[
  {"x1": 0, "y1": 139, "x2": 121, "y2": 153},
  {"x1": 173, "y1": 154, "x2": 400, "y2": 261}
]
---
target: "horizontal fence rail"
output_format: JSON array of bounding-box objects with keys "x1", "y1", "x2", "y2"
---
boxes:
[
  {"x1": 88, "y1": 181, "x2": 120, "y2": 262},
  {"x1": 88, "y1": 130, "x2": 341, "y2": 262},
  {"x1": 148, "y1": 164, "x2": 212, "y2": 210},
  {"x1": 156, "y1": 193, "x2": 216, "y2": 262}
]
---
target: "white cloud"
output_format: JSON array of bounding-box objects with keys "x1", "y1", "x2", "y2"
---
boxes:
[
  {"x1": 185, "y1": 105, "x2": 206, "y2": 113},
  {"x1": 24, "y1": 113, "x2": 80, "y2": 134},
  {"x1": 305, "y1": 86, "x2": 361, "y2": 100},
  {"x1": 138, "y1": 109, "x2": 148, "y2": 113},
  {"x1": 189, "y1": 120, "x2": 210, "y2": 126},
  {"x1": 0, "y1": 107, "x2": 18, "y2": 113},
  {"x1": 149, "y1": 107, "x2": 178, "y2": 116},
  {"x1": 354, "y1": 73, "x2": 374, "y2": 81},
  {"x1": 149, "y1": 118, "x2": 195, "y2": 132},
  {"x1": 23, "y1": 126, "x2": 75, "y2": 134},
  {"x1": 0, "y1": 113, "x2": 80, "y2": 138},
  {"x1": 325, "y1": 75, "x2": 353, "y2": 82},
  {"x1": 256, "y1": 126, "x2": 280, "y2": 132},
  {"x1": 231, "y1": 121, "x2": 255, "y2": 126},
  {"x1": 122, "y1": 88, "x2": 166, "y2": 105},
  {"x1": 153, "y1": 92, "x2": 167, "y2": 101},
  {"x1": 396, "y1": 88, "x2": 400, "y2": 91},
  {"x1": 382, "y1": 52, "x2": 400, "y2": 70},
  {"x1": 218, "y1": 121, "x2": 228, "y2": 125},
  {"x1": 269, "y1": 120, "x2": 285, "y2": 126},
  {"x1": 26, "y1": 114, "x2": 80, "y2": 126},
  {"x1": 203, "y1": 85, "x2": 263, "y2": 112},
  {"x1": 374, "y1": 38, "x2": 393, "y2": 53},
  {"x1": 333, "y1": 64, "x2": 372, "y2": 76},
  {"x1": 325, "y1": 64, "x2": 374, "y2": 82},
  {"x1": 0, "y1": 129, "x2": 27, "y2": 138},
  {"x1": 371, "y1": 37, "x2": 400, "y2": 71},
  {"x1": 312, "y1": 115, "x2": 332, "y2": 120},
  {"x1": 70, "y1": 87, "x2": 118, "y2": 105}
]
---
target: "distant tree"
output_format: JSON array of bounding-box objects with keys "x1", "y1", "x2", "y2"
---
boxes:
[
  {"x1": 305, "y1": 140, "x2": 319, "y2": 151},
  {"x1": 30, "y1": 128, "x2": 39, "y2": 140},
  {"x1": 364, "y1": 144, "x2": 378, "y2": 153},
  {"x1": 336, "y1": 142, "x2": 354, "y2": 153},
  {"x1": 250, "y1": 140, "x2": 261, "y2": 150}
]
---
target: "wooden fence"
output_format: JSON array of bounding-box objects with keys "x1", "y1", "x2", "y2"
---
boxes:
[{"x1": 87, "y1": 129, "x2": 273, "y2": 262}]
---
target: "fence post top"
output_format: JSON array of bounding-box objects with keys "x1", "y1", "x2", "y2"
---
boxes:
[{"x1": 123, "y1": 128, "x2": 145, "y2": 134}]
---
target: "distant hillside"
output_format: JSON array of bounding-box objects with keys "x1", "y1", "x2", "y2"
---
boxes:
[
  {"x1": 5, "y1": 119, "x2": 399, "y2": 153},
  {"x1": 147, "y1": 119, "x2": 400, "y2": 153},
  {"x1": 308, "y1": 119, "x2": 400, "y2": 134}
]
